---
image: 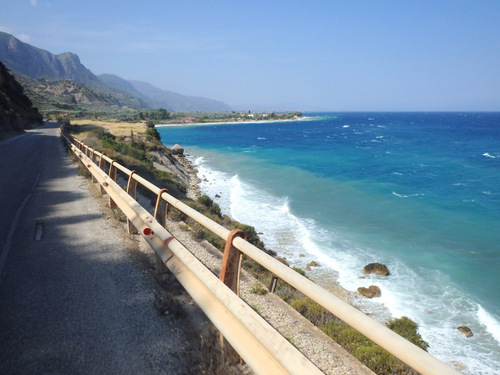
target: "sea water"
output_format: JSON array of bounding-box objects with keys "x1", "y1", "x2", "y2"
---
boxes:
[{"x1": 157, "y1": 113, "x2": 500, "y2": 374}]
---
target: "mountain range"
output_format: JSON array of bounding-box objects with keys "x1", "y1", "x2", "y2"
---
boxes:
[{"x1": 0, "y1": 31, "x2": 231, "y2": 112}]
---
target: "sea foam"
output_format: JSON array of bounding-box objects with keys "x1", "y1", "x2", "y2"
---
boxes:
[
  {"x1": 478, "y1": 305, "x2": 500, "y2": 345},
  {"x1": 174, "y1": 113, "x2": 500, "y2": 375},
  {"x1": 191, "y1": 154, "x2": 500, "y2": 375}
]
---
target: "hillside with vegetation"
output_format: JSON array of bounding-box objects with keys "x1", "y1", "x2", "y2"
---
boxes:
[
  {"x1": 0, "y1": 32, "x2": 148, "y2": 109},
  {"x1": 0, "y1": 61, "x2": 43, "y2": 139},
  {"x1": 0, "y1": 31, "x2": 232, "y2": 112}
]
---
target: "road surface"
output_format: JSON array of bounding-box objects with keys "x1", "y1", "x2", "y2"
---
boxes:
[{"x1": 0, "y1": 123, "x2": 193, "y2": 374}]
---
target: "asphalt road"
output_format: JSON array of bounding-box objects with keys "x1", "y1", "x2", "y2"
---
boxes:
[{"x1": 0, "y1": 123, "x2": 192, "y2": 374}]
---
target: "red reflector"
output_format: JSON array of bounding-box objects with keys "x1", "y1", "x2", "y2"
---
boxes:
[
  {"x1": 143, "y1": 228, "x2": 152, "y2": 235},
  {"x1": 87, "y1": 164, "x2": 91, "y2": 168}
]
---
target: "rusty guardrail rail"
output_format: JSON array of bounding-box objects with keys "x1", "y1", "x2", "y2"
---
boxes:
[{"x1": 62, "y1": 129, "x2": 462, "y2": 375}]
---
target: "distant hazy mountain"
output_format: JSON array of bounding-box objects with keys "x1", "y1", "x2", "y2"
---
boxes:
[
  {"x1": 97, "y1": 74, "x2": 154, "y2": 105},
  {"x1": 98, "y1": 73, "x2": 141, "y2": 95},
  {"x1": 99, "y1": 72, "x2": 232, "y2": 111},
  {"x1": 102, "y1": 77, "x2": 231, "y2": 112},
  {"x1": 0, "y1": 31, "x2": 147, "y2": 108},
  {"x1": 128, "y1": 80, "x2": 232, "y2": 112},
  {"x1": 0, "y1": 31, "x2": 232, "y2": 112}
]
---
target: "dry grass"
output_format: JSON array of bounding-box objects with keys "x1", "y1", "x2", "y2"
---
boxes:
[{"x1": 71, "y1": 119, "x2": 148, "y2": 137}]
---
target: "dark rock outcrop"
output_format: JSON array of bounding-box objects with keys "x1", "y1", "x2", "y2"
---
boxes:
[
  {"x1": 457, "y1": 325, "x2": 473, "y2": 338},
  {"x1": 0, "y1": 61, "x2": 43, "y2": 139},
  {"x1": 363, "y1": 263, "x2": 390, "y2": 276},
  {"x1": 171, "y1": 144, "x2": 184, "y2": 155},
  {"x1": 305, "y1": 261, "x2": 320, "y2": 271},
  {"x1": 357, "y1": 285, "x2": 381, "y2": 298}
]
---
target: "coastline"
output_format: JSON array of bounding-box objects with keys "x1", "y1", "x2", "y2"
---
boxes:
[
  {"x1": 157, "y1": 120, "x2": 408, "y2": 323},
  {"x1": 156, "y1": 117, "x2": 310, "y2": 128},
  {"x1": 76, "y1": 115, "x2": 499, "y2": 374},
  {"x1": 165, "y1": 152, "x2": 375, "y2": 374},
  {"x1": 175, "y1": 149, "x2": 363, "y2": 309}
]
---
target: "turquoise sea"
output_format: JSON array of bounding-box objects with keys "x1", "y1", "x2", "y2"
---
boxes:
[{"x1": 158, "y1": 112, "x2": 500, "y2": 374}]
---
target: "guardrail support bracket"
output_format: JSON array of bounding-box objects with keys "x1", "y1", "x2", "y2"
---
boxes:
[
  {"x1": 154, "y1": 188, "x2": 169, "y2": 229},
  {"x1": 126, "y1": 171, "x2": 138, "y2": 234},
  {"x1": 108, "y1": 161, "x2": 118, "y2": 208},
  {"x1": 220, "y1": 229, "x2": 246, "y2": 296}
]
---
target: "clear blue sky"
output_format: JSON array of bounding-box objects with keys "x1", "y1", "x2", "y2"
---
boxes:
[{"x1": 2, "y1": 0, "x2": 500, "y2": 111}]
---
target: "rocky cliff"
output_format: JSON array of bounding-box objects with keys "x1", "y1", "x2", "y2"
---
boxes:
[{"x1": 0, "y1": 61, "x2": 43, "y2": 139}]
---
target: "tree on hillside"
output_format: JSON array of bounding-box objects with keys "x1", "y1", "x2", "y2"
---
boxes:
[
  {"x1": 145, "y1": 120, "x2": 161, "y2": 140},
  {"x1": 152, "y1": 108, "x2": 170, "y2": 120}
]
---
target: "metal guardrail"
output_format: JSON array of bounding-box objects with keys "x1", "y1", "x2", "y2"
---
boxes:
[{"x1": 61, "y1": 130, "x2": 462, "y2": 375}]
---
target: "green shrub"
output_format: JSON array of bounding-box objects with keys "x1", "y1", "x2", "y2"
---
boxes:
[
  {"x1": 290, "y1": 297, "x2": 336, "y2": 327},
  {"x1": 153, "y1": 170, "x2": 187, "y2": 194},
  {"x1": 250, "y1": 282, "x2": 268, "y2": 295},
  {"x1": 197, "y1": 195, "x2": 213, "y2": 207},
  {"x1": 387, "y1": 316, "x2": 429, "y2": 351},
  {"x1": 321, "y1": 318, "x2": 423, "y2": 374},
  {"x1": 195, "y1": 195, "x2": 222, "y2": 218},
  {"x1": 292, "y1": 267, "x2": 306, "y2": 276},
  {"x1": 191, "y1": 223, "x2": 226, "y2": 250},
  {"x1": 233, "y1": 223, "x2": 265, "y2": 249},
  {"x1": 145, "y1": 126, "x2": 161, "y2": 140}
]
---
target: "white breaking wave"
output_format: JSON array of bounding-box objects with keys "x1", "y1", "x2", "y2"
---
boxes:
[
  {"x1": 483, "y1": 152, "x2": 496, "y2": 158},
  {"x1": 191, "y1": 153, "x2": 500, "y2": 375},
  {"x1": 392, "y1": 191, "x2": 423, "y2": 198},
  {"x1": 478, "y1": 305, "x2": 500, "y2": 346}
]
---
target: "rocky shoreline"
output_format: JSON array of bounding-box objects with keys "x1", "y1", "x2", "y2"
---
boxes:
[
  {"x1": 167, "y1": 146, "x2": 382, "y2": 309},
  {"x1": 149, "y1": 144, "x2": 373, "y2": 374}
]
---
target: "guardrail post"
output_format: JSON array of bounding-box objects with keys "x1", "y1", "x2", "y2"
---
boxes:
[
  {"x1": 98, "y1": 153, "x2": 107, "y2": 193},
  {"x1": 108, "y1": 161, "x2": 118, "y2": 209},
  {"x1": 219, "y1": 228, "x2": 246, "y2": 365},
  {"x1": 126, "y1": 171, "x2": 138, "y2": 234},
  {"x1": 269, "y1": 276, "x2": 279, "y2": 293},
  {"x1": 220, "y1": 229, "x2": 246, "y2": 295},
  {"x1": 91, "y1": 149, "x2": 98, "y2": 183},
  {"x1": 154, "y1": 188, "x2": 169, "y2": 229},
  {"x1": 153, "y1": 188, "x2": 170, "y2": 272}
]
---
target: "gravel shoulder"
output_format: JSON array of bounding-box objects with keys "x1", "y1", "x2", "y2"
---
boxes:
[
  {"x1": 0, "y1": 125, "x2": 202, "y2": 374},
  {"x1": 85, "y1": 145, "x2": 375, "y2": 374},
  {"x1": 19, "y1": 123, "x2": 376, "y2": 374}
]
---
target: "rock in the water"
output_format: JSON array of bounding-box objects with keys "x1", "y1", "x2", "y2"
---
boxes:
[
  {"x1": 171, "y1": 144, "x2": 184, "y2": 155},
  {"x1": 457, "y1": 325, "x2": 473, "y2": 338},
  {"x1": 305, "y1": 260, "x2": 320, "y2": 271},
  {"x1": 357, "y1": 285, "x2": 381, "y2": 298},
  {"x1": 307, "y1": 260, "x2": 320, "y2": 267},
  {"x1": 363, "y1": 263, "x2": 390, "y2": 276}
]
